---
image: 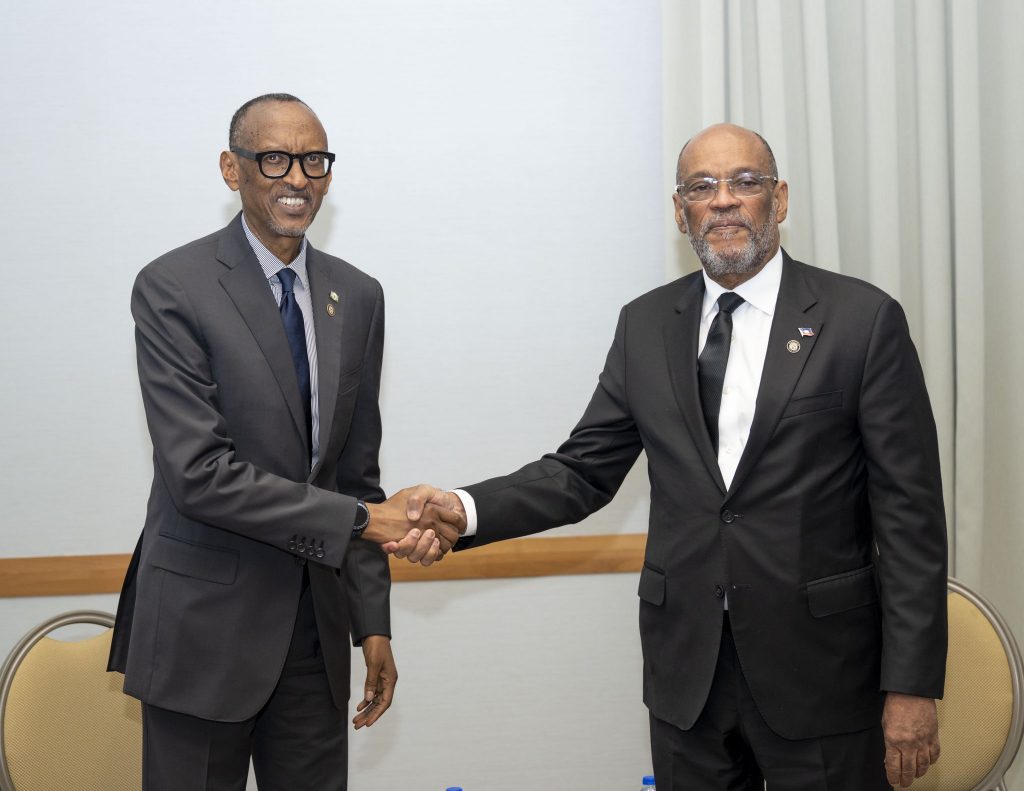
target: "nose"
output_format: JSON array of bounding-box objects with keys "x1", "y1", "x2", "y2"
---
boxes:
[
  {"x1": 282, "y1": 156, "x2": 309, "y2": 189},
  {"x1": 708, "y1": 180, "x2": 740, "y2": 210}
]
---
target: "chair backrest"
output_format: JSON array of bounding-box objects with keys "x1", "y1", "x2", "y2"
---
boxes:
[
  {"x1": 0, "y1": 610, "x2": 142, "y2": 791},
  {"x1": 912, "y1": 578, "x2": 1024, "y2": 791}
]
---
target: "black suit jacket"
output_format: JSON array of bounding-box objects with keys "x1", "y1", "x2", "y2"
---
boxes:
[
  {"x1": 460, "y1": 251, "x2": 947, "y2": 739},
  {"x1": 109, "y1": 215, "x2": 390, "y2": 722}
]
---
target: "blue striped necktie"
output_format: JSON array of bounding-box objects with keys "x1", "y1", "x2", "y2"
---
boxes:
[
  {"x1": 698, "y1": 292, "x2": 745, "y2": 454},
  {"x1": 276, "y1": 267, "x2": 312, "y2": 448}
]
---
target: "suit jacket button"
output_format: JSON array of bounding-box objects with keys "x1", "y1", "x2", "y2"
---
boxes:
[
  {"x1": 297, "y1": 541, "x2": 306, "y2": 553},
  {"x1": 315, "y1": 547, "x2": 325, "y2": 559},
  {"x1": 288, "y1": 539, "x2": 296, "y2": 550},
  {"x1": 307, "y1": 545, "x2": 315, "y2": 556},
  {"x1": 714, "y1": 584, "x2": 725, "y2": 598},
  {"x1": 720, "y1": 509, "x2": 735, "y2": 524}
]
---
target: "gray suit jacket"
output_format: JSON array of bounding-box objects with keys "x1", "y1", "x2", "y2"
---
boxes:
[
  {"x1": 109, "y1": 214, "x2": 390, "y2": 722},
  {"x1": 459, "y1": 251, "x2": 947, "y2": 740}
]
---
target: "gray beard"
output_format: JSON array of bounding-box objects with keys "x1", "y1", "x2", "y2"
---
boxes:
[
  {"x1": 687, "y1": 201, "x2": 778, "y2": 278},
  {"x1": 267, "y1": 221, "x2": 308, "y2": 238}
]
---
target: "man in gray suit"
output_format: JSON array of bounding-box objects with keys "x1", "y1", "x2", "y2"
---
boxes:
[{"x1": 108, "y1": 94, "x2": 462, "y2": 791}]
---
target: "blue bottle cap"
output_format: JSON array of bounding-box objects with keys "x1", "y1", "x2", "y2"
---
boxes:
[
  {"x1": 445, "y1": 788, "x2": 463, "y2": 791},
  {"x1": 642, "y1": 776, "x2": 656, "y2": 785}
]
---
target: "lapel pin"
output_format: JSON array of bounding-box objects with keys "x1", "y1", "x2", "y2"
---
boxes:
[
  {"x1": 798, "y1": 327, "x2": 815, "y2": 337},
  {"x1": 326, "y1": 303, "x2": 336, "y2": 317},
  {"x1": 786, "y1": 339, "x2": 801, "y2": 354},
  {"x1": 329, "y1": 291, "x2": 339, "y2": 302}
]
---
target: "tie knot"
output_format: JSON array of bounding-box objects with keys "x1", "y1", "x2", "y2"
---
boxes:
[
  {"x1": 717, "y1": 292, "x2": 745, "y2": 314},
  {"x1": 277, "y1": 267, "x2": 298, "y2": 294}
]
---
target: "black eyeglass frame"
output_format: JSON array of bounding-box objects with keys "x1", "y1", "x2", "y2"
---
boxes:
[{"x1": 230, "y1": 147, "x2": 336, "y2": 179}]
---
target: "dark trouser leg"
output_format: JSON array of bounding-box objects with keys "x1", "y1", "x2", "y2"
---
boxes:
[
  {"x1": 251, "y1": 576, "x2": 348, "y2": 791},
  {"x1": 142, "y1": 571, "x2": 347, "y2": 791},
  {"x1": 650, "y1": 614, "x2": 889, "y2": 791},
  {"x1": 142, "y1": 704, "x2": 253, "y2": 791},
  {"x1": 649, "y1": 613, "x2": 763, "y2": 791}
]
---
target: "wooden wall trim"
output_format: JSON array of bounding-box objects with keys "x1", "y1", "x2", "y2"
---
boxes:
[{"x1": 0, "y1": 534, "x2": 646, "y2": 598}]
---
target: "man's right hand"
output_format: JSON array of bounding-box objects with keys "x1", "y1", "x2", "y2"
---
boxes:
[
  {"x1": 361, "y1": 486, "x2": 465, "y2": 564},
  {"x1": 378, "y1": 486, "x2": 467, "y2": 563}
]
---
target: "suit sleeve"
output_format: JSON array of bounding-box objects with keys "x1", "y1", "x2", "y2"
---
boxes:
[
  {"x1": 334, "y1": 284, "x2": 392, "y2": 643},
  {"x1": 461, "y1": 306, "x2": 644, "y2": 547},
  {"x1": 859, "y1": 297, "x2": 948, "y2": 698},
  {"x1": 133, "y1": 263, "x2": 357, "y2": 568}
]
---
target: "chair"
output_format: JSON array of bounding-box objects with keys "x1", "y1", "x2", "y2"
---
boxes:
[
  {"x1": 912, "y1": 578, "x2": 1024, "y2": 791},
  {"x1": 0, "y1": 610, "x2": 141, "y2": 791}
]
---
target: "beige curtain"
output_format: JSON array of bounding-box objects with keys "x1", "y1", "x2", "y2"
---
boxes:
[{"x1": 662, "y1": 6, "x2": 1023, "y2": 786}]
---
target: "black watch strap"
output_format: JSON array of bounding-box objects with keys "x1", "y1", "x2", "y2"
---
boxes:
[{"x1": 352, "y1": 500, "x2": 370, "y2": 536}]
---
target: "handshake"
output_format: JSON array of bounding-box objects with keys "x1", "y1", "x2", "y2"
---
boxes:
[{"x1": 360, "y1": 485, "x2": 466, "y2": 565}]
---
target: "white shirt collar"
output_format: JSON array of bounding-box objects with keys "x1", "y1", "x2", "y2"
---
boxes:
[
  {"x1": 700, "y1": 247, "x2": 784, "y2": 320},
  {"x1": 240, "y1": 213, "x2": 309, "y2": 287}
]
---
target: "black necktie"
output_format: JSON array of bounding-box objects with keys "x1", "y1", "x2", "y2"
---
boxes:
[
  {"x1": 276, "y1": 267, "x2": 312, "y2": 447},
  {"x1": 698, "y1": 292, "x2": 745, "y2": 454}
]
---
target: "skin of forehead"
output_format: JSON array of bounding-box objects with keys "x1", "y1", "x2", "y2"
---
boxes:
[
  {"x1": 677, "y1": 123, "x2": 772, "y2": 181},
  {"x1": 238, "y1": 102, "x2": 328, "y2": 150}
]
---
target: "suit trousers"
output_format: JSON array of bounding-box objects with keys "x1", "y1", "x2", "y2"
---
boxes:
[
  {"x1": 649, "y1": 614, "x2": 888, "y2": 791},
  {"x1": 142, "y1": 575, "x2": 348, "y2": 791}
]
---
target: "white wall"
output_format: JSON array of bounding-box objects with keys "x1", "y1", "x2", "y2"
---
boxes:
[{"x1": 0, "y1": 1, "x2": 663, "y2": 789}]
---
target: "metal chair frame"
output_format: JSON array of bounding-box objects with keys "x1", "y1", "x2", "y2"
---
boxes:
[
  {"x1": 0, "y1": 610, "x2": 116, "y2": 791},
  {"x1": 947, "y1": 577, "x2": 1024, "y2": 791}
]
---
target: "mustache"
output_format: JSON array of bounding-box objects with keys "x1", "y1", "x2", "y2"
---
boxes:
[
  {"x1": 700, "y1": 213, "x2": 752, "y2": 234},
  {"x1": 275, "y1": 184, "x2": 311, "y2": 199}
]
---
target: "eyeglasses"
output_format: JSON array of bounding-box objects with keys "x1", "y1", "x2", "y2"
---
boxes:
[
  {"x1": 675, "y1": 172, "x2": 777, "y2": 203},
  {"x1": 230, "y1": 147, "x2": 335, "y2": 179}
]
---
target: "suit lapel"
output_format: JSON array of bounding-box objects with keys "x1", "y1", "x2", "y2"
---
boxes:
[
  {"x1": 306, "y1": 248, "x2": 357, "y2": 480},
  {"x1": 727, "y1": 254, "x2": 823, "y2": 498},
  {"x1": 664, "y1": 274, "x2": 727, "y2": 493},
  {"x1": 216, "y1": 216, "x2": 310, "y2": 453}
]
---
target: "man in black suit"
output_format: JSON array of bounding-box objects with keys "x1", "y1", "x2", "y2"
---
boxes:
[
  {"x1": 396, "y1": 123, "x2": 947, "y2": 789},
  {"x1": 108, "y1": 94, "x2": 462, "y2": 791}
]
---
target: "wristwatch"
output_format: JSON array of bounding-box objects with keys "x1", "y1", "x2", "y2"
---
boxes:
[{"x1": 352, "y1": 500, "x2": 370, "y2": 537}]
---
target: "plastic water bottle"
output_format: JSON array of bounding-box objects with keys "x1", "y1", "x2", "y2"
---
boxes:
[{"x1": 641, "y1": 775, "x2": 656, "y2": 790}]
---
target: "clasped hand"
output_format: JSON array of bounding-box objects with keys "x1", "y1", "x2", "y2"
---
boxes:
[{"x1": 362, "y1": 485, "x2": 465, "y2": 565}]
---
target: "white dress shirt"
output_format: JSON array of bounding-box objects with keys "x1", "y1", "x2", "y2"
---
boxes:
[
  {"x1": 699, "y1": 249, "x2": 782, "y2": 488},
  {"x1": 456, "y1": 248, "x2": 785, "y2": 536}
]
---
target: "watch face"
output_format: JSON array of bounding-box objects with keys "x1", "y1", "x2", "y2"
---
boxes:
[{"x1": 353, "y1": 501, "x2": 370, "y2": 532}]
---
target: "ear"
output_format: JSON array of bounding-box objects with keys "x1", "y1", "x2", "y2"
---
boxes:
[
  {"x1": 323, "y1": 169, "x2": 332, "y2": 195},
  {"x1": 220, "y1": 151, "x2": 240, "y2": 192},
  {"x1": 672, "y1": 192, "x2": 689, "y2": 235},
  {"x1": 773, "y1": 180, "x2": 789, "y2": 224}
]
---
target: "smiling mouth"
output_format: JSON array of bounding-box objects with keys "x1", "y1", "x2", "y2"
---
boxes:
[{"x1": 277, "y1": 196, "x2": 308, "y2": 209}]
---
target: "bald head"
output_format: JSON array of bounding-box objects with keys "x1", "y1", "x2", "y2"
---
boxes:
[{"x1": 676, "y1": 123, "x2": 777, "y2": 185}]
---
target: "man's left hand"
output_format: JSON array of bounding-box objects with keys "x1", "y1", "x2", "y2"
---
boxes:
[
  {"x1": 882, "y1": 692, "x2": 940, "y2": 787},
  {"x1": 353, "y1": 635, "x2": 397, "y2": 729}
]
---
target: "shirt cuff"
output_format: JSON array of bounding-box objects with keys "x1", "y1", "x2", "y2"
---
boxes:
[{"x1": 451, "y1": 489, "x2": 478, "y2": 537}]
